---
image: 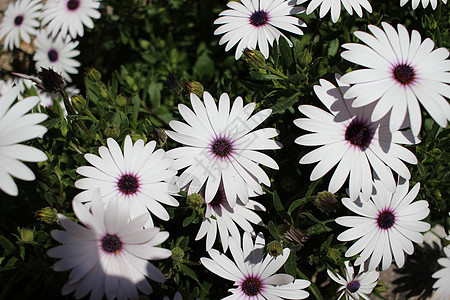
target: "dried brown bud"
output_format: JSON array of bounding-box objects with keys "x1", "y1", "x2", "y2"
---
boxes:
[
  {"x1": 36, "y1": 68, "x2": 65, "y2": 93},
  {"x1": 284, "y1": 227, "x2": 309, "y2": 246}
]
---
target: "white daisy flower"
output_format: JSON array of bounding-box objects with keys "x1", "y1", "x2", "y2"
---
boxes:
[
  {"x1": 74, "y1": 135, "x2": 179, "y2": 227},
  {"x1": 195, "y1": 182, "x2": 266, "y2": 251},
  {"x1": 33, "y1": 30, "x2": 81, "y2": 82},
  {"x1": 166, "y1": 91, "x2": 281, "y2": 208},
  {"x1": 305, "y1": 0, "x2": 372, "y2": 23},
  {"x1": 47, "y1": 189, "x2": 171, "y2": 300},
  {"x1": 40, "y1": 0, "x2": 101, "y2": 39},
  {"x1": 214, "y1": 0, "x2": 307, "y2": 59},
  {"x1": 0, "y1": 86, "x2": 48, "y2": 196},
  {"x1": 432, "y1": 247, "x2": 450, "y2": 300},
  {"x1": 340, "y1": 22, "x2": 450, "y2": 136},
  {"x1": 200, "y1": 231, "x2": 311, "y2": 299},
  {"x1": 327, "y1": 261, "x2": 379, "y2": 300},
  {"x1": 336, "y1": 177, "x2": 431, "y2": 271},
  {"x1": 294, "y1": 74, "x2": 418, "y2": 201},
  {"x1": 400, "y1": 0, "x2": 448, "y2": 10},
  {"x1": 0, "y1": 0, "x2": 42, "y2": 50}
]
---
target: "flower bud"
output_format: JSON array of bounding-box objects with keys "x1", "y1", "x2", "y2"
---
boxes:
[
  {"x1": 115, "y1": 94, "x2": 127, "y2": 107},
  {"x1": 147, "y1": 126, "x2": 167, "y2": 148},
  {"x1": 243, "y1": 48, "x2": 266, "y2": 69},
  {"x1": 298, "y1": 49, "x2": 312, "y2": 66},
  {"x1": 266, "y1": 241, "x2": 283, "y2": 258},
  {"x1": 104, "y1": 124, "x2": 120, "y2": 139},
  {"x1": 18, "y1": 227, "x2": 34, "y2": 243},
  {"x1": 36, "y1": 67, "x2": 65, "y2": 93},
  {"x1": 71, "y1": 94, "x2": 87, "y2": 112},
  {"x1": 284, "y1": 227, "x2": 309, "y2": 245},
  {"x1": 171, "y1": 247, "x2": 185, "y2": 263},
  {"x1": 34, "y1": 207, "x2": 58, "y2": 224},
  {"x1": 183, "y1": 81, "x2": 204, "y2": 98},
  {"x1": 186, "y1": 193, "x2": 204, "y2": 211},
  {"x1": 327, "y1": 248, "x2": 341, "y2": 263},
  {"x1": 315, "y1": 191, "x2": 339, "y2": 215},
  {"x1": 85, "y1": 67, "x2": 101, "y2": 82}
]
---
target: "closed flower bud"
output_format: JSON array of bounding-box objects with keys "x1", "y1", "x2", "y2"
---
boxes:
[
  {"x1": 37, "y1": 67, "x2": 65, "y2": 93},
  {"x1": 85, "y1": 67, "x2": 101, "y2": 82},
  {"x1": 266, "y1": 241, "x2": 283, "y2": 258},
  {"x1": 71, "y1": 94, "x2": 87, "y2": 112},
  {"x1": 243, "y1": 48, "x2": 266, "y2": 69},
  {"x1": 34, "y1": 207, "x2": 58, "y2": 224},
  {"x1": 171, "y1": 247, "x2": 185, "y2": 263},
  {"x1": 183, "y1": 81, "x2": 204, "y2": 98},
  {"x1": 104, "y1": 124, "x2": 120, "y2": 139},
  {"x1": 186, "y1": 193, "x2": 204, "y2": 211},
  {"x1": 298, "y1": 49, "x2": 312, "y2": 66},
  {"x1": 18, "y1": 227, "x2": 34, "y2": 243},
  {"x1": 115, "y1": 94, "x2": 127, "y2": 107},
  {"x1": 147, "y1": 126, "x2": 167, "y2": 148},
  {"x1": 315, "y1": 191, "x2": 339, "y2": 215},
  {"x1": 327, "y1": 247, "x2": 341, "y2": 263},
  {"x1": 100, "y1": 86, "x2": 109, "y2": 98}
]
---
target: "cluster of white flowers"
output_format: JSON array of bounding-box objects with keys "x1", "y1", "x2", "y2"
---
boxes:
[
  {"x1": 290, "y1": 16, "x2": 448, "y2": 299},
  {"x1": 211, "y1": 0, "x2": 445, "y2": 298},
  {"x1": 0, "y1": 0, "x2": 101, "y2": 87},
  {"x1": 432, "y1": 215, "x2": 450, "y2": 299}
]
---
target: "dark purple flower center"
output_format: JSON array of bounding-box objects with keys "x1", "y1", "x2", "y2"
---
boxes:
[
  {"x1": 14, "y1": 15, "x2": 24, "y2": 26},
  {"x1": 212, "y1": 138, "x2": 232, "y2": 158},
  {"x1": 67, "y1": 0, "x2": 80, "y2": 10},
  {"x1": 47, "y1": 49, "x2": 59, "y2": 62},
  {"x1": 250, "y1": 10, "x2": 268, "y2": 27},
  {"x1": 242, "y1": 277, "x2": 262, "y2": 296},
  {"x1": 102, "y1": 234, "x2": 122, "y2": 253},
  {"x1": 377, "y1": 210, "x2": 396, "y2": 230},
  {"x1": 117, "y1": 174, "x2": 139, "y2": 195},
  {"x1": 345, "y1": 120, "x2": 373, "y2": 149},
  {"x1": 393, "y1": 64, "x2": 415, "y2": 85},
  {"x1": 346, "y1": 280, "x2": 360, "y2": 293}
]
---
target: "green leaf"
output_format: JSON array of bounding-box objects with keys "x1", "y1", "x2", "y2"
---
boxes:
[
  {"x1": 178, "y1": 263, "x2": 199, "y2": 282},
  {"x1": 130, "y1": 94, "x2": 140, "y2": 126},
  {"x1": 288, "y1": 198, "x2": 308, "y2": 215},
  {"x1": 193, "y1": 51, "x2": 215, "y2": 80},
  {"x1": 283, "y1": 250, "x2": 297, "y2": 277},
  {"x1": 320, "y1": 234, "x2": 334, "y2": 253},
  {"x1": 272, "y1": 191, "x2": 293, "y2": 223},
  {"x1": 300, "y1": 211, "x2": 321, "y2": 223},
  {"x1": 306, "y1": 222, "x2": 332, "y2": 236},
  {"x1": 0, "y1": 235, "x2": 16, "y2": 257},
  {"x1": 148, "y1": 81, "x2": 163, "y2": 107},
  {"x1": 249, "y1": 71, "x2": 283, "y2": 81},
  {"x1": 183, "y1": 211, "x2": 196, "y2": 227},
  {"x1": 327, "y1": 38, "x2": 339, "y2": 57},
  {"x1": 178, "y1": 263, "x2": 208, "y2": 292},
  {"x1": 268, "y1": 221, "x2": 281, "y2": 241},
  {"x1": 270, "y1": 91, "x2": 302, "y2": 115},
  {"x1": 279, "y1": 37, "x2": 293, "y2": 67}
]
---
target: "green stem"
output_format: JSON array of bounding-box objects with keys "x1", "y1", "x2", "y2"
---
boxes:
[
  {"x1": 266, "y1": 65, "x2": 289, "y2": 79},
  {"x1": 140, "y1": 101, "x2": 168, "y2": 126},
  {"x1": 83, "y1": 109, "x2": 99, "y2": 122},
  {"x1": 60, "y1": 89, "x2": 97, "y2": 141}
]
